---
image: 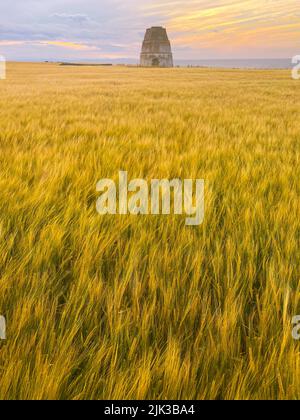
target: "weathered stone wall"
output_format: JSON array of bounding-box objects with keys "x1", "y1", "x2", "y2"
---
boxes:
[{"x1": 140, "y1": 27, "x2": 174, "y2": 68}]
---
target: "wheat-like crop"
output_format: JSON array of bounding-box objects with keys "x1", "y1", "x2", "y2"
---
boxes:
[{"x1": 0, "y1": 63, "x2": 299, "y2": 400}]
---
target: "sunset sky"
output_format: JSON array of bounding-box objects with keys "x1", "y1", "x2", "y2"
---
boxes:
[{"x1": 0, "y1": 0, "x2": 299, "y2": 61}]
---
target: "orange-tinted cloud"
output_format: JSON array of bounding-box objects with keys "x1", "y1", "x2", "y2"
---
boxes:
[
  {"x1": 0, "y1": 41, "x2": 27, "y2": 46},
  {"x1": 39, "y1": 41, "x2": 96, "y2": 50},
  {"x1": 140, "y1": 0, "x2": 300, "y2": 57}
]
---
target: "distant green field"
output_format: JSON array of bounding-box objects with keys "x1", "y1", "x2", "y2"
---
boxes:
[{"x1": 0, "y1": 63, "x2": 299, "y2": 399}]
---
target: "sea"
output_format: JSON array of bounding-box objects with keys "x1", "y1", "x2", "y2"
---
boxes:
[
  {"x1": 35, "y1": 58, "x2": 294, "y2": 69},
  {"x1": 174, "y1": 59, "x2": 293, "y2": 69}
]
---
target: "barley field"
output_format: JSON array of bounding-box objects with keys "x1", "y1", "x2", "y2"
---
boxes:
[{"x1": 0, "y1": 62, "x2": 299, "y2": 400}]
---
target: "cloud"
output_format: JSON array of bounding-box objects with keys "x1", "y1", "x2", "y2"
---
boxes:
[
  {"x1": 0, "y1": 40, "x2": 27, "y2": 46},
  {"x1": 0, "y1": 0, "x2": 299, "y2": 60},
  {"x1": 39, "y1": 40, "x2": 97, "y2": 50},
  {"x1": 51, "y1": 13, "x2": 92, "y2": 24},
  {"x1": 0, "y1": 39, "x2": 99, "y2": 51},
  {"x1": 148, "y1": 0, "x2": 300, "y2": 58}
]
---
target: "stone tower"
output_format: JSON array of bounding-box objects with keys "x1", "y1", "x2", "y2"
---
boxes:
[{"x1": 140, "y1": 27, "x2": 174, "y2": 68}]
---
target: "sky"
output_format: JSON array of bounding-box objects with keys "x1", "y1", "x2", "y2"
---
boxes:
[{"x1": 0, "y1": 0, "x2": 299, "y2": 62}]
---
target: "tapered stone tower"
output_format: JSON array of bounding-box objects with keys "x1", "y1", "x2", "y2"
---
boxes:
[{"x1": 140, "y1": 27, "x2": 174, "y2": 68}]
